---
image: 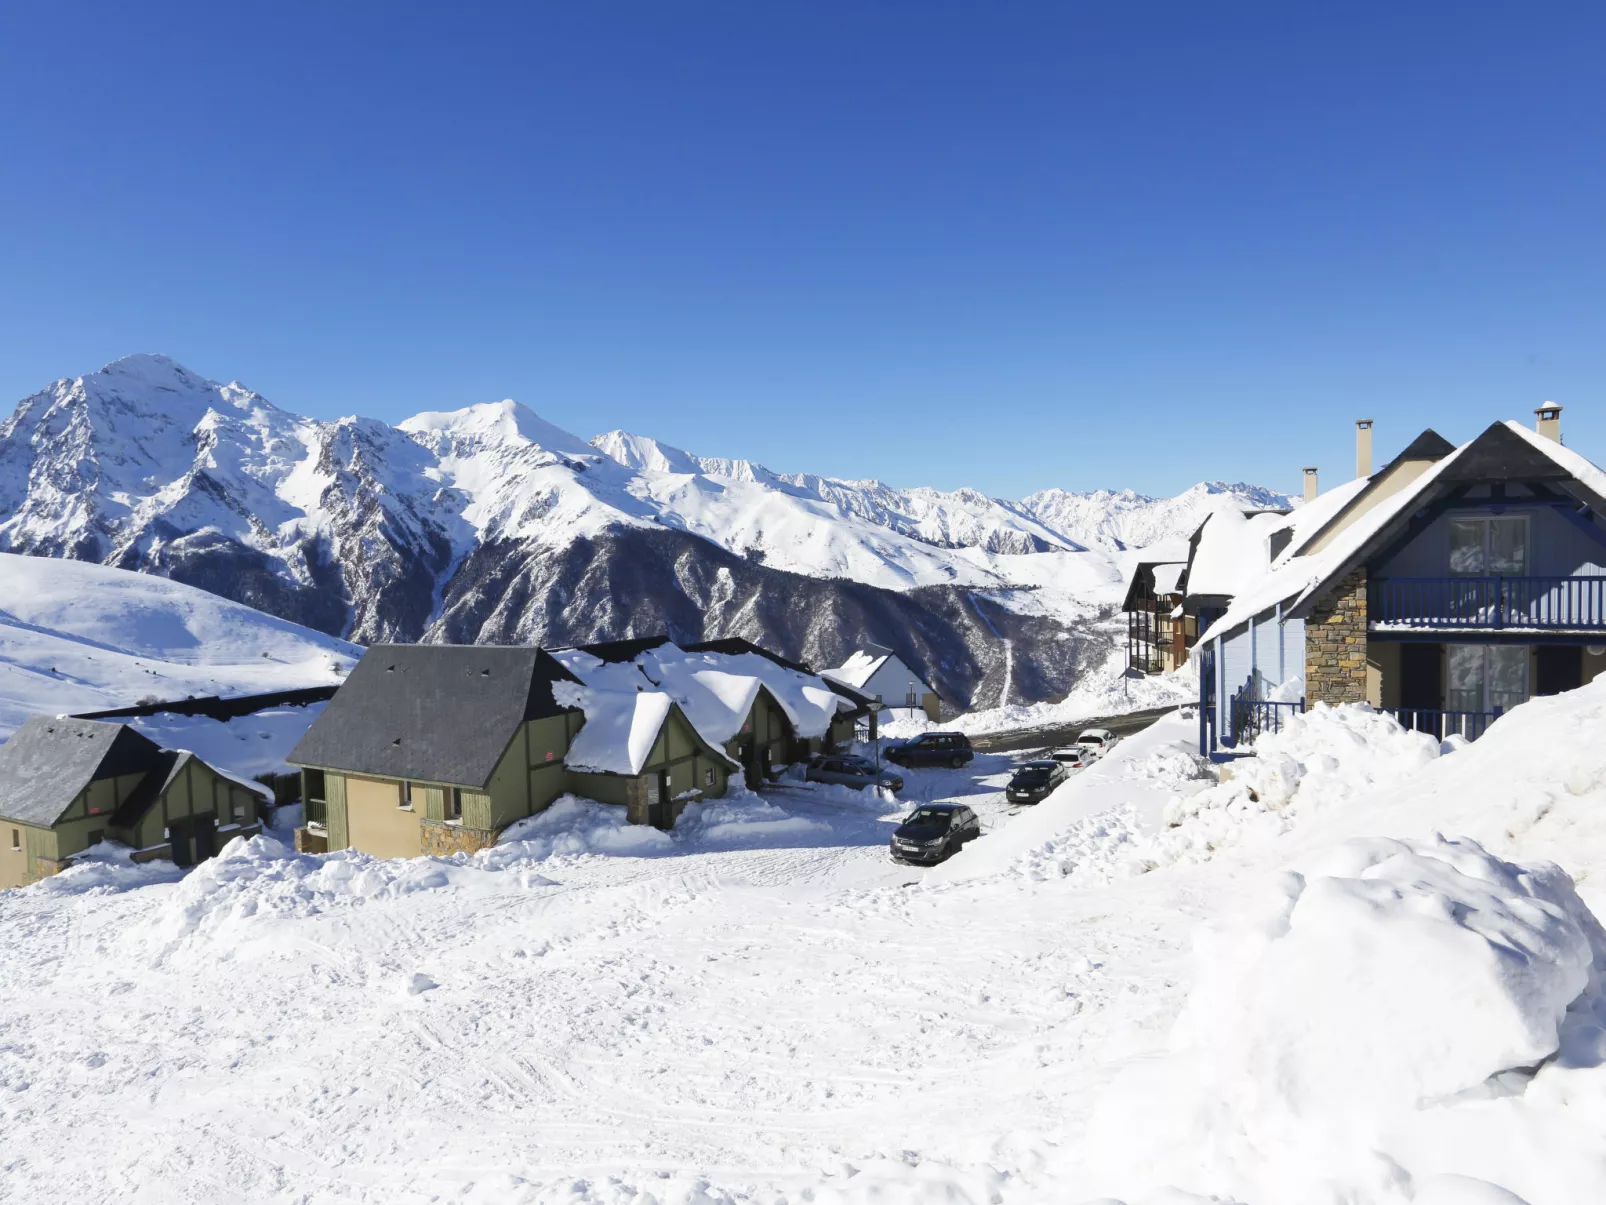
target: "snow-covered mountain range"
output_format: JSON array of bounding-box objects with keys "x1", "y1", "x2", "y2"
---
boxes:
[{"x1": 0, "y1": 355, "x2": 1289, "y2": 708}]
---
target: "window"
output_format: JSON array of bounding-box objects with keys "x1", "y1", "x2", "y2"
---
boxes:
[
  {"x1": 399, "y1": 782, "x2": 414, "y2": 811},
  {"x1": 1449, "y1": 516, "x2": 1528, "y2": 576},
  {"x1": 1448, "y1": 644, "x2": 1530, "y2": 715},
  {"x1": 304, "y1": 769, "x2": 326, "y2": 803},
  {"x1": 447, "y1": 788, "x2": 462, "y2": 820},
  {"x1": 9, "y1": 828, "x2": 18, "y2": 851},
  {"x1": 704, "y1": 768, "x2": 715, "y2": 787},
  {"x1": 645, "y1": 776, "x2": 661, "y2": 805}
]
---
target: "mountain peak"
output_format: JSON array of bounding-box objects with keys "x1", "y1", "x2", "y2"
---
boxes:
[
  {"x1": 95, "y1": 353, "x2": 212, "y2": 391},
  {"x1": 399, "y1": 399, "x2": 593, "y2": 458}
]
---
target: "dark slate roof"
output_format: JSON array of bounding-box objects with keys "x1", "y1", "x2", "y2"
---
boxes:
[
  {"x1": 288, "y1": 645, "x2": 583, "y2": 788},
  {"x1": 680, "y1": 636, "x2": 814, "y2": 674},
  {"x1": 1440, "y1": 421, "x2": 1572, "y2": 484},
  {"x1": 1388, "y1": 429, "x2": 1456, "y2": 467},
  {"x1": 0, "y1": 718, "x2": 165, "y2": 828},
  {"x1": 564, "y1": 636, "x2": 674, "y2": 664}
]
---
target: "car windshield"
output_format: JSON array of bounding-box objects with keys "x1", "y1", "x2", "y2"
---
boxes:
[
  {"x1": 905, "y1": 809, "x2": 951, "y2": 827},
  {"x1": 839, "y1": 757, "x2": 874, "y2": 770},
  {"x1": 1012, "y1": 768, "x2": 1050, "y2": 783}
]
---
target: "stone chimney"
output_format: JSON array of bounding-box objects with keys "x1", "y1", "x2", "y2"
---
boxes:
[
  {"x1": 1355, "y1": 419, "x2": 1373, "y2": 478},
  {"x1": 1303, "y1": 466, "x2": 1319, "y2": 503},
  {"x1": 1535, "y1": 403, "x2": 1563, "y2": 442}
]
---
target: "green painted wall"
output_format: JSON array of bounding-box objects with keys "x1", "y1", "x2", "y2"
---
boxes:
[{"x1": 325, "y1": 773, "x2": 350, "y2": 850}]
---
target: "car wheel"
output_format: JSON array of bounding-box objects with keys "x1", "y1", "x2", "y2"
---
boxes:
[{"x1": 949, "y1": 754, "x2": 964, "y2": 768}]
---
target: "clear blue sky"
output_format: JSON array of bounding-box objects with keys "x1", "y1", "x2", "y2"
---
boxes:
[{"x1": 1, "y1": 3, "x2": 1602, "y2": 498}]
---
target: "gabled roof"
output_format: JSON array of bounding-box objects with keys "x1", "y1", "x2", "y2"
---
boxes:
[
  {"x1": 0, "y1": 717, "x2": 165, "y2": 828},
  {"x1": 1120, "y1": 560, "x2": 1188, "y2": 611},
  {"x1": 1197, "y1": 420, "x2": 1606, "y2": 642},
  {"x1": 288, "y1": 645, "x2": 583, "y2": 787}
]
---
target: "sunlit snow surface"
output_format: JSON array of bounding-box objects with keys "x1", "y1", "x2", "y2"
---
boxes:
[
  {"x1": 8, "y1": 679, "x2": 1606, "y2": 1202},
  {"x1": 0, "y1": 552, "x2": 355, "y2": 738}
]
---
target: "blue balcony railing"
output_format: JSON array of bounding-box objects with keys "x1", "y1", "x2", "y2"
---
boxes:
[{"x1": 1369, "y1": 576, "x2": 1606, "y2": 630}]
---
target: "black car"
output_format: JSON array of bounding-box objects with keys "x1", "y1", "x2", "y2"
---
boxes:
[
  {"x1": 885, "y1": 731, "x2": 974, "y2": 769},
  {"x1": 1005, "y1": 759, "x2": 1069, "y2": 804},
  {"x1": 889, "y1": 803, "x2": 982, "y2": 864}
]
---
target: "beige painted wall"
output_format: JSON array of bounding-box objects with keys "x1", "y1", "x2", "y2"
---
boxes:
[
  {"x1": 345, "y1": 775, "x2": 422, "y2": 858},
  {"x1": 0, "y1": 825, "x2": 30, "y2": 889}
]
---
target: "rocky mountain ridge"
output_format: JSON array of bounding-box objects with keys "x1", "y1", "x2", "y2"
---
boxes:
[{"x1": 0, "y1": 355, "x2": 1291, "y2": 708}]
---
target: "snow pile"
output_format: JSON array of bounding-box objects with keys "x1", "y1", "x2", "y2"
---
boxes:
[
  {"x1": 485, "y1": 796, "x2": 675, "y2": 863},
  {"x1": 26, "y1": 842, "x2": 187, "y2": 897},
  {"x1": 1085, "y1": 834, "x2": 1606, "y2": 1204},
  {"x1": 1156, "y1": 703, "x2": 1444, "y2": 864}
]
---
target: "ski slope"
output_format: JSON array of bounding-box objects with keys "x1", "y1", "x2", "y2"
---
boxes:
[{"x1": 0, "y1": 552, "x2": 358, "y2": 737}]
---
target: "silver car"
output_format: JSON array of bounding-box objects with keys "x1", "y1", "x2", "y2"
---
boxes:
[{"x1": 805, "y1": 754, "x2": 905, "y2": 793}]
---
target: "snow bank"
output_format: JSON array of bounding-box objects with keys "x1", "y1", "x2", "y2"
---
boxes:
[
  {"x1": 1156, "y1": 703, "x2": 1444, "y2": 865},
  {"x1": 484, "y1": 796, "x2": 674, "y2": 862},
  {"x1": 1085, "y1": 834, "x2": 1606, "y2": 1203}
]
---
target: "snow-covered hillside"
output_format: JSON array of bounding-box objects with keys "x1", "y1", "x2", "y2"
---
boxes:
[
  {"x1": 7, "y1": 674, "x2": 1606, "y2": 1201},
  {"x1": 0, "y1": 355, "x2": 1288, "y2": 708},
  {"x1": 0, "y1": 552, "x2": 357, "y2": 737}
]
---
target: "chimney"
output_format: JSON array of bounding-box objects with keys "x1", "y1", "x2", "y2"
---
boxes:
[
  {"x1": 1355, "y1": 419, "x2": 1373, "y2": 478},
  {"x1": 1303, "y1": 466, "x2": 1319, "y2": 503},
  {"x1": 1535, "y1": 403, "x2": 1563, "y2": 442}
]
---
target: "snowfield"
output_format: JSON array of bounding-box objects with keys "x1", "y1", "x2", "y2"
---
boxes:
[
  {"x1": 7, "y1": 680, "x2": 1606, "y2": 1203},
  {"x1": 0, "y1": 552, "x2": 356, "y2": 737}
]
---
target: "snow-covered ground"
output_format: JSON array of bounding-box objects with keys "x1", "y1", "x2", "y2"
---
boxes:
[
  {"x1": 0, "y1": 552, "x2": 357, "y2": 738},
  {"x1": 7, "y1": 675, "x2": 1606, "y2": 1203}
]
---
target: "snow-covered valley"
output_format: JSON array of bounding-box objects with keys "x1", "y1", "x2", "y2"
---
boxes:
[{"x1": 7, "y1": 680, "x2": 1606, "y2": 1204}]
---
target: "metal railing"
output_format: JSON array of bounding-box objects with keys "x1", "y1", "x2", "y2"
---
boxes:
[
  {"x1": 1370, "y1": 576, "x2": 1606, "y2": 629},
  {"x1": 1383, "y1": 706, "x2": 1503, "y2": 742},
  {"x1": 1229, "y1": 696, "x2": 1305, "y2": 746},
  {"x1": 304, "y1": 798, "x2": 328, "y2": 828}
]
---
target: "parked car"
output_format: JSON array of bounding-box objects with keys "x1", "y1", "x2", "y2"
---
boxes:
[
  {"x1": 1076, "y1": 728, "x2": 1117, "y2": 756},
  {"x1": 1047, "y1": 746, "x2": 1091, "y2": 771},
  {"x1": 1006, "y1": 759, "x2": 1069, "y2": 804},
  {"x1": 805, "y1": 754, "x2": 904, "y2": 793},
  {"x1": 889, "y1": 803, "x2": 982, "y2": 864},
  {"x1": 885, "y1": 731, "x2": 975, "y2": 769}
]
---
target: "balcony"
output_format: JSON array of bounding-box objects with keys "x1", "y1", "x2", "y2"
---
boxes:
[{"x1": 1368, "y1": 576, "x2": 1606, "y2": 631}]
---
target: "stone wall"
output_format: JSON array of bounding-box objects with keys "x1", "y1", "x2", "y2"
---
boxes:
[
  {"x1": 420, "y1": 818, "x2": 499, "y2": 856},
  {"x1": 1305, "y1": 568, "x2": 1369, "y2": 705}
]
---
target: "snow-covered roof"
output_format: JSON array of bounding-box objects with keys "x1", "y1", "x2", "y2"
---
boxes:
[
  {"x1": 556, "y1": 687, "x2": 677, "y2": 776},
  {"x1": 1151, "y1": 563, "x2": 1186, "y2": 596},
  {"x1": 1196, "y1": 420, "x2": 1606, "y2": 646},
  {"x1": 551, "y1": 643, "x2": 854, "y2": 775},
  {"x1": 822, "y1": 649, "x2": 890, "y2": 690},
  {"x1": 1184, "y1": 508, "x2": 1289, "y2": 599}
]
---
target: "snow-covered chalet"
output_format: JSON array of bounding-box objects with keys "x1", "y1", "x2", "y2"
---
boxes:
[
  {"x1": 1194, "y1": 407, "x2": 1606, "y2": 756},
  {"x1": 288, "y1": 639, "x2": 873, "y2": 858}
]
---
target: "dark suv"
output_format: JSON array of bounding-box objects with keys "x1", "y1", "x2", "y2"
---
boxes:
[
  {"x1": 885, "y1": 731, "x2": 974, "y2": 769},
  {"x1": 889, "y1": 803, "x2": 982, "y2": 864}
]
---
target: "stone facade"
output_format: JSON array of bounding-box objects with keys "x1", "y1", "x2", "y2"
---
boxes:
[
  {"x1": 1305, "y1": 568, "x2": 1369, "y2": 705},
  {"x1": 420, "y1": 818, "x2": 500, "y2": 856}
]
